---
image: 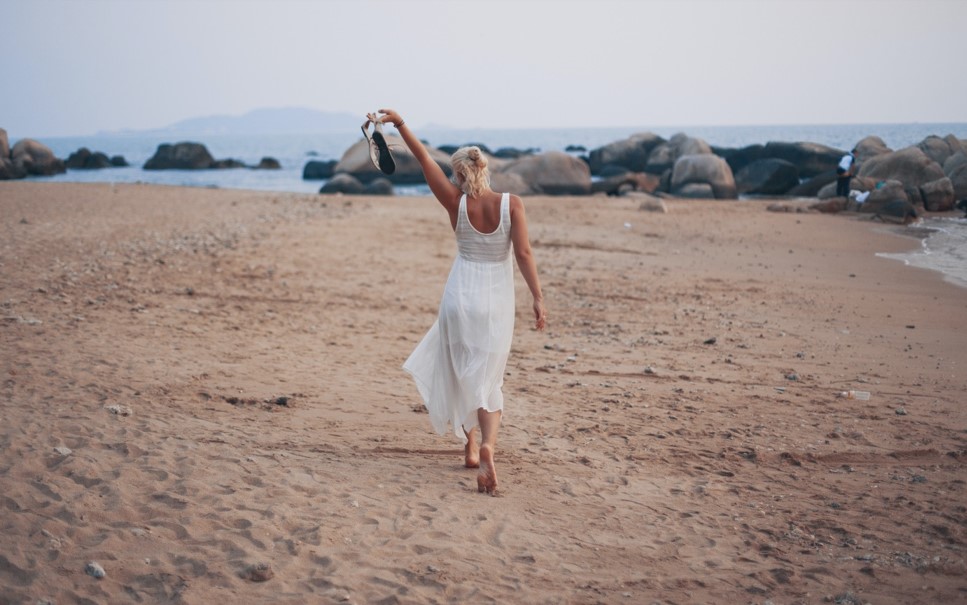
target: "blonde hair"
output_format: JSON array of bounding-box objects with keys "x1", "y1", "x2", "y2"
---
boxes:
[{"x1": 450, "y1": 146, "x2": 490, "y2": 198}]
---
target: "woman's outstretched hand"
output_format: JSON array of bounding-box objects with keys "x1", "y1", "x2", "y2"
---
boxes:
[
  {"x1": 376, "y1": 108, "x2": 404, "y2": 128},
  {"x1": 533, "y1": 298, "x2": 546, "y2": 331}
]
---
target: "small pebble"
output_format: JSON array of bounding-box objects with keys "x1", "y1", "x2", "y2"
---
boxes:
[
  {"x1": 785, "y1": 373, "x2": 799, "y2": 381},
  {"x1": 895, "y1": 407, "x2": 907, "y2": 416},
  {"x1": 85, "y1": 561, "x2": 106, "y2": 579},
  {"x1": 53, "y1": 446, "x2": 72, "y2": 456},
  {"x1": 703, "y1": 337, "x2": 717, "y2": 345},
  {"x1": 243, "y1": 562, "x2": 274, "y2": 582},
  {"x1": 643, "y1": 366, "x2": 655, "y2": 374},
  {"x1": 105, "y1": 404, "x2": 132, "y2": 416}
]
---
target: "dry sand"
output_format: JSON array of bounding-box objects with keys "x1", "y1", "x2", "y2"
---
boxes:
[{"x1": 1, "y1": 182, "x2": 965, "y2": 604}]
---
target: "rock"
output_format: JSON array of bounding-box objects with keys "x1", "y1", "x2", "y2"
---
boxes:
[
  {"x1": 858, "y1": 180, "x2": 908, "y2": 212},
  {"x1": 319, "y1": 173, "x2": 365, "y2": 194},
  {"x1": 105, "y1": 404, "x2": 132, "y2": 416},
  {"x1": 144, "y1": 142, "x2": 215, "y2": 170},
  {"x1": 242, "y1": 562, "x2": 274, "y2": 582},
  {"x1": 66, "y1": 148, "x2": 112, "y2": 169},
  {"x1": 363, "y1": 177, "x2": 394, "y2": 196},
  {"x1": 255, "y1": 157, "x2": 281, "y2": 170},
  {"x1": 672, "y1": 182, "x2": 715, "y2": 199},
  {"x1": 670, "y1": 154, "x2": 737, "y2": 199},
  {"x1": 438, "y1": 143, "x2": 494, "y2": 156},
  {"x1": 871, "y1": 200, "x2": 919, "y2": 224},
  {"x1": 943, "y1": 152, "x2": 967, "y2": 199},
  {"x1": 497, "y1": 151, "x2": 591, "y2": 195},
  {"x1": 54, "y1": 446, "x2": 72, "y2": 456},
  {"x1": 489, "y1": 171, "x2": 536, "y2": 196},
  {"x1": 0, "y1": 156, "x2": 26, "y2": 180},
  {"x1": 817, "y1": 175, "x2": 877, "y2": 200},
  {"x1": 917, "y1": 135, "x2": 956, "y2": 166},
  {"x1": 857, "y1": 146, "x2": 945, "y2": 189},
  {"x1": 587, "y1": 132, "x2": 666, "y2": 174},
  {"x1": 761, "y1": 141, "x2": 843, "y2": 178},
  {"x1": 715, "y1": 143, "x2": 767, "y2": 175},
  {"x1": 334, "y1": 135, "x2": 451, "y2": 184},
  {"x1": 0, "y1": 127, "x2": 9, "y2": 158},
  {"x1": 565, "y1": 144, "x2": 587, "y2": 153},
  {"x1": 810, "y1": 197, "x2": 848, "y2": 213},
  {"x1": 302, "y1": 159, "x2": 337, "y2": 180},
  {"x1": 853, "y1": 135, "x2": 892, "y2": 164},
  {"x1": 787, "y1": 170, "x2": 837, "y2": 197},
  {"x1": 735, "y1": 158, "x2": 800, "y2": 195},
  {"x1": 492, "y1": 146, "x2": 538, "y2": 159},
  {"x1": 11, "y1": 139, "x2": 66, "y2": 176},
  {"x1": 944, "y1": 151, "x2": 967, "y2": 175},
  {"x1": 646, "y1": 133, "x2": 712, "y2": 174},
  {"x1": 591, "y1": 171, "x2": 660, "y2": 196},
  {"x1": 597, "y1": 164, "x2": 631, "y2": 177},
  {"x1": 920, "y1": 177, "x2": 955, "y2": 211},
  {"x1": 85, "y1": 561, "x2": 106, "y2": 579},
  {"x1": 110, "y1": 155, "x2": 129, "y2": 167},
  {"x1": 632, "y1": 193, "x2": 668, "y2": 213}
]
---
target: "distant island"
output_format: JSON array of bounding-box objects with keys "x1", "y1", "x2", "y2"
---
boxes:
[{"x1": 97, "y1": 107, "x2": 362, "y2": 137}]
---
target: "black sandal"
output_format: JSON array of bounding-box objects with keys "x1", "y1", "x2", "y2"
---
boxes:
[{"x1": 361, "y1": 114, "x2": 396, "y2": 175}]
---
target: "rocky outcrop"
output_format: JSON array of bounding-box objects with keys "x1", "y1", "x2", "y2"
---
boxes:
[
  {"x1": 917, "y1": 135, "x2": 959, "y2": 166},
  {"x1": 646, "y1": 133, "x2": 712, "y2": 174},
  {"x1": 942, "y1": 152, "x2": 967, "y2": 200},
  {"x1": 787, "y1": 170, "x2": 837, "y2": 197},
  {"x1": 497, "y1": 151, "x2": 591, "y2": 195},
  {"x1": 871, "y1": 200, "x2": 919, "y2": 224},
  {"x1": 858, "y1": 180, "x2": 908, "y2": 213},
  {"x1": 587, "y1": 132, "x2": 666, "y2": 174},
  {"x1": 144, "y1": 142, "x2": 216, "y2": 170},
  {"x1": 920, "y1": 177, "x2": 955, "y2": 211},
  {"x1": 715, "y1": 144, "x2": 766, "y2": 175},
  {"x1": 254, "y1": 157, "x2": 281, "y2": 170},
  {"x1": 363, "y1": 177, "x2": 394, "y2": 196},
  {"x1": 333, "y1": 135, "x2": 452, "y2": 184},
  {"x1": 857, "y1": 146, "x2": 945, "y2": 189},
  {"x1": 110, "y1": 156, "x2": 128, "y2": 167},
  {"x1": 853, "y1": 135, "x2": 891, "y2": 164},
  {"x1": 760, "y1": 142, "x2": 843, "y2": 178},
  {"x1": 670, "y1": 154, "x2": 736, "y2": 199},
  {"x1": 0, "y1": 128, "x2": 26, "y2": 179},
  {"x1": 11, "y1": 139, "x2": 66, "y2": 176},
  {"x1": 734, "y1": 158, "x2": 799, "y2": 195},
  {"x1": 591, "y1": 172, "x2": 661, "y2": 196},
  {"x1": 319, "y1": 173, "x2": 365, "y2": 194},
  {"x1": 66, "y1": 148, "x2": 113, "y2": 169},
  {"x1": 303, "y1": 159, "x2": 337, "y2": 180}
]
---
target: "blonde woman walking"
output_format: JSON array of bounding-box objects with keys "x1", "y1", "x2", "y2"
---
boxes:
[{"x1": 366, "y1": 109, "x2": 545, "y2": 494}]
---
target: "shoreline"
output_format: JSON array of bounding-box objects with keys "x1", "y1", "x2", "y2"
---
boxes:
[{"x1": 2, "y1": 182, "x2": 965, "y2": 603}]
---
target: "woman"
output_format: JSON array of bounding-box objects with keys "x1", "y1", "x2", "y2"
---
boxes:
[{"x1": 367, "y1": 109, "x2": 546, "y2": 495}]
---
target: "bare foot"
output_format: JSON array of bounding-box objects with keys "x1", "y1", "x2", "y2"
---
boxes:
[
  {"x1": 477, "y1": 444, "x2": 498, "y2": 494},
  {"x1": 464, "y1": 428, "x2": 480, "y2": 468}
]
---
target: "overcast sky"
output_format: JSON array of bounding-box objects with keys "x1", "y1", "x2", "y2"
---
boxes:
[{"x1": 1, "y1": 0, "x2": 965, "y2": 138}]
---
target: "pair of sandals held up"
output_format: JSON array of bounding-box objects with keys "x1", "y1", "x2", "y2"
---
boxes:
[{"x1": 362, "y1": 113, "x2": 396, "y2": 175}]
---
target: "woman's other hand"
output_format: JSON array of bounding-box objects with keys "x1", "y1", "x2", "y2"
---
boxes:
[{"x1": 533, "y1": 298, "x2": 546, "y2": 331}]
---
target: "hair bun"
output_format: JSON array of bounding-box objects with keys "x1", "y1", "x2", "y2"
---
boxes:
[{"x1": 468, "y1": 146, "x2": 486, "y2": 168}]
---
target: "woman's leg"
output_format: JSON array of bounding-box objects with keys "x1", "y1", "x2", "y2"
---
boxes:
[
  {"x1": 477, "y1": 409, "x2": 501, "y2": 494},
  {"x1": 463, "y1": 427, "x2": 480, "y2": 468}
]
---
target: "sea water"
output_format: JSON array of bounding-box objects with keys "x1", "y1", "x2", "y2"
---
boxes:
[{"x1": 877, "y1": 217, "x2": 967, "y2": 289}]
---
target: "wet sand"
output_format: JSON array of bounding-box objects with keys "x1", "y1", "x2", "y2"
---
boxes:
[{"x1": 1, "y1": 182, "x2": 965, "y2": 604}]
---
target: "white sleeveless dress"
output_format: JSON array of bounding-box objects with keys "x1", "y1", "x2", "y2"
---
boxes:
[{"x1": 403, "y1": 193, "x2": 516, "y2": 440}]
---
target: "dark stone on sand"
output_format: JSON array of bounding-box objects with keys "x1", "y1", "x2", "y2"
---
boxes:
[
  {"x1": 363, "y1": 177, "x2": 394, "y2": 196},
  {"x1": 735, "y1": 158, "x2": 800, "y2": 195},
  {"x1": 871, "y1": 200, "x2": 919, "y2": 224},
  {"x1": 242, "y1": 562, "x2": 274, "y2": 582},
  {"x1": 319, "y1": 173, "x2": 365, "y2": 195},
  {"x1": 920, "y1": 177, "x2": 955, "y2": 211},
  {"x1": 255, "y1": 157, "x2": 281, "y2": 170},
  {"x1": 671, "y1": 154, "x2": 737, "y2": 199},
  {"x1": 144, "y1": 142, "x2": 216, "y2": 170},
  {"x1": 303, "y1": 159, "x2": 337, "y2": 180}
]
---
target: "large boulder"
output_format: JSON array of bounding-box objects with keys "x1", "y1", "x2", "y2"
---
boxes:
[
  {"x1": 735, "y1": 158, "x2": 799, "y2": 195},
  {"x1": 303, "y1": 159, "x2": 337, "y2": 180},
  {"x1": 853, "y1": 135, "x2": 891, "y2": 165},
  {"x1": 857, "y1": 146, "x2": 945, "y2": 188},
  {"x1": 761, "y1": 142, "x2": 843, "y2": 178},
  {"x1": 943, "y1": 134, "x2": 964, "y2": 157},
  {"x1": 497, "y1": 151, "x2": 591, "y2": 195},
  {"x1": 817, "y1": 175, "x2": 877, "y2": 200},
  {"x1": 11, "y1": 139, "x2": 66, "y2": 176},
  {"x1": 144, "y1": 142, "x2": 215, "y2": 170},
  {"x1": 920, "y1": 177, "x2": 955, "y2": 211},
  {"x1": 490, "y1": 171, "x2": 537, "y2": 196},
  {"x1": 670, "y1": 154, "x2": 737, "y2": 199},
  {"x1": 871, "y1": 200, "x2": 919, "y2": 224},
  {"x1": 787, "y1": 170, "x2": 837, "y2": 197},
  {"x1": 587, "y1": 132, "x2": 666, "y2": 174},
  {"x1": 646, "y1": 133, "x2": 712, "y2": 174},
  {"x1": 319, "y1": 173, "x2": 365, "y2": 194},
  {"x1": 334, "y1": 135, "x2": 452, "y2": 184},
  {"x1": 65, "y1": 147, "x2": 112, "y2": 169},
  {"x1": 363, "y1": 177, "x2": 394, "y2": 196},
  {"x1": 0, "y1": 128, "x2": 26, "y2": 180},
  {"x1": 715, "y1": 144, "x2": 767, "y2": 175},
  {"x1": 917, "y1": 135, "x2": 957, "y2": 166},
  {"x1": 255, "y1": 157, "x2": 281, "y2": 170},
  {"x1": 0, "y1": 127, "x2": 9, "y2": 158},
  {"x1": 944, "y1": 152, "x2": 967, "y2": 199},
  {"x1": 858, "y1": 180, "x2": 908, "y2": 213},
  {"x1": 673, "y1": 183, "x2": 715, "y2": 199},
  {"x1": 591, "y1": 171, "x2": 661, "y2": 196}
]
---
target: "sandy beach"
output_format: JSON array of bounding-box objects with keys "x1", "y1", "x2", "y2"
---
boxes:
[{"x1": 1, "y1": 181, "x2": 965, "y2": 604}]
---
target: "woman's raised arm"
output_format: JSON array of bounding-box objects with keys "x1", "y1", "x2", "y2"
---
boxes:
[{"x1": 374, "y1": 109, "x2": 460, "y2": 215}]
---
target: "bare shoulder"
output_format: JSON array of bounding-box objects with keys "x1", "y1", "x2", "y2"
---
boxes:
[{"x1": 508, "y1": 194, "x2": 525, "y2": 213}]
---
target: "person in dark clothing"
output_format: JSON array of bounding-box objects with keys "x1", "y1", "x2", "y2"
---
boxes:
[{"x1": 836, "y1": 148, "x2": 857, "y2": 197}]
